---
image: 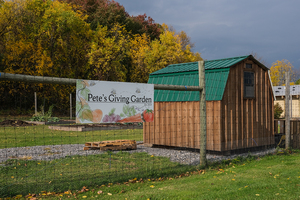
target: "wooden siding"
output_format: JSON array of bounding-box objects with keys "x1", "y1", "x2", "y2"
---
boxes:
[
  {"x1": 221, "y1": 58, "x2": 274, "y2": 151},
  {"x1": 143, "y1": 101, "x2": 221, "y2": 151},
  {"x1": 144, "y1": 57, "x2": 275, "y2": 152}
]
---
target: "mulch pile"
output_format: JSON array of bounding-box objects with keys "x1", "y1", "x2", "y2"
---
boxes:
[{"x1": 0, "y1": 120, "x2": 36, "y2": 127}]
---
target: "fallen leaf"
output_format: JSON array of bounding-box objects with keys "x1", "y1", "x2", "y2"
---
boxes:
[
  {"x1": 82, "y1": 196, "x2": 87, "y2": 198},
  {"x1": 256, "y1": 194, "x2": 260, "y2": 196},
  {"x1": 108, "y1": 193, "x2": 112, "y2": 195},
  {"x1": 150, "y1": 185, "x2": 155, "y2": 188},
  {"x1": 97, "y1": 191, "x2": 103, "y2": 194}
]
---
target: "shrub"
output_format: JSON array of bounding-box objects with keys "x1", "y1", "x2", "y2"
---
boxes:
[{"x1": 274, "y1": 103, "x2": 283, "y2": 119}]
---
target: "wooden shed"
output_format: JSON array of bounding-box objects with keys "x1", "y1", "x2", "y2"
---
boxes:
[{"x1": 143, "y1": 55, "x2": 275, "y2": 153}]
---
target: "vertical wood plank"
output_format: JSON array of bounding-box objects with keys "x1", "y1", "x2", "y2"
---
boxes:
[
  {"x1": 189, "y1": 102, "x2": 195, "y2": 148},
  {"x1": 177, "y1": 102, "x2": 182, "y2": 147},
  {"x1": 206, "y1": 101, "x2": 214, "y2": 150},
  {"x1": 231, "y1": 67, "x2": 237, "y2": 150},
  {"x1": 265, "y1": 71, "x2": 268, "y2": 145},
  {"x1": 227, "y1": 70, "x2": 232, "y2": 151},
  {"x1": 244, "y1": 99, "x2": 248, "y2": 148},
  {"x1": 154, "y1": 102, "x2": 160, "y2": 144},
  {"x1": 170, "y1": 102, "x2": 176, "y2": 146},
  {"x1": 258, "y1": 67, "x2": 263, "y2": 146},
  {"x1": 254, "y1": 64, "x2": 259, "y2": 147},
  {"x1": 182, "y1": 102, "x2": 188, "y2": 147},
  {"x1": 240, "y1": 63, "x2": 245, "y2": 149},
  {"x1": 195, "y1": 101, "x2": 200, "y2": 149},
  {"x1": 213, "y1": 101, "x2": 221, "y2": 151},
  {"x1": 165, "y1": 102, "x2": 170, "y2": 146},
  {"x1": 249, "y1": 100, "x2": 254, "y2": 147},
  {"x1": 224, "y1": 103, "x2": 228, "y2": 151}
]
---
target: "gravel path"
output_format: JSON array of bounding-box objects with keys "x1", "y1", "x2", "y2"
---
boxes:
[{"x1": 0, "y1": 143, "x2": 276, "y2": 165}]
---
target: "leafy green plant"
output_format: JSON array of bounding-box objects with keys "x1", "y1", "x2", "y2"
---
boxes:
[
  {"x1": 120, "y1": 105, "x2": 136, "y2": 118},
  {"x1": 274, "y1": 103, "x2": 283, "y2": 119},
  {"x1": 30, "y1": 105, "x2": 59, "y2": 122}
]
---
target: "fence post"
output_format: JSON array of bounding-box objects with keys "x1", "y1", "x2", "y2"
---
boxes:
[
  {"x1": 198, "y1": 60, "x2": 207, "y2": 166},
  {"x1": 285, "y1": 71, "x2": 290, "y2": 149},
  {"x1": 70, "y1": 93, "x2": 72, "y2": 120},
  {"x1": 34, "y1": 92, "x2": 37, "y2": 115}
]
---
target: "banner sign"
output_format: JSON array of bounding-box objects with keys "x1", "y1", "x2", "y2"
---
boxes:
[{"x1": 76, "y1": 80, "x2": 154, "y2": 123}]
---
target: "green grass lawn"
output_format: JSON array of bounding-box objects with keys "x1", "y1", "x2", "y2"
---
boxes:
[
  {"x1": 0, "y1": 151, "x2": 198, "y2": 198},
  {"x1": 1, "y1": 124, "x2": 300, "y2": 199},
  {"x1": 0, "y1": 125, "x2": 143, "y2": 148},
  {"x1": 7, "y1": 151, "x2": 298, "y2": 200}
]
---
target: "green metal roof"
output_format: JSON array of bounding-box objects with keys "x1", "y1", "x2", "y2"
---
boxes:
[
  {"x1": 148, "y1": 55, "x2": 253, "y2": 101},
  {"x1": 150, "y1": 55, "x2": 249, "y2": 75}
]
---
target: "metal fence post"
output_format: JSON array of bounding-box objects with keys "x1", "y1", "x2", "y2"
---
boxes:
[{"x1": 198, "y1": 60, "x2": 207, "y2": 166}]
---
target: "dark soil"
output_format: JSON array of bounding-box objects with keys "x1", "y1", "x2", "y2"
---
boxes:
[
  {"x1": 65, "y1": 122, "x2": 142, "y2": 128},
  {"x1": 0, "y1": 120, "x2": 36, "y2": 127}
]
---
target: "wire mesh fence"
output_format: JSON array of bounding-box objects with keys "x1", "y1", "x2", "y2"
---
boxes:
[
  {"x1": 1, "y1": 59, "x2": 299, "y2": 198},
  {"x1": 0, "y1": 75, "x2": 203, "y2": 198}
]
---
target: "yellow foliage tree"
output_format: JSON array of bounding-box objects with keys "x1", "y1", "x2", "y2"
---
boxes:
[
  {"x1": 88, "y1": 24, "x2": 130, "y2": 82},
  {"x1": 129, "y1": 24, "x2": 202, "y2": 83},
  {"x1": 270, "y1": 59, "x2": 295, "y2": 86},
  {"x1": 129, "y1": 33, "x2": 150, "y2": 83},
  {"x1": 0, "y1": 0, "x2": 91, "y2": 112}
]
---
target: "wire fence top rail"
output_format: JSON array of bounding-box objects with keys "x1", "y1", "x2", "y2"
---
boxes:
[{"x1": 0, "y1": 72, "x2": 203, "y2": 91}]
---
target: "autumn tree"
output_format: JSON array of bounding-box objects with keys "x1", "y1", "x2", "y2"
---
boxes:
[
  {"x1": 62, "y1": 0, "x2": 129, "y2": 31},
  {"x1": 126, "y1": 14, "x2": 161, "y2": 40},
  {"x1": 129, "y1": 33, "x2": 150, "y2": 82},
  {"x1": 0, "y1": 0, "x2": 91, "y2": 110},
  {"x1": 88, "y1": 24, "x2": 130, "y2": 82},
  {"x1": 270, "y1": 59, "x2": 295, "y2": 86},
  {"x1": 129, "y1": 24, "x2": 202, "y2": 83}
]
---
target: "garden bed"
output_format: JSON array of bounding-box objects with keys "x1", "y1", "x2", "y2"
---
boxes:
[
  {"x1": 0, "y1": 120, "x2": 36, "y2": 127},
  {"x1": 48, "y1": 122, "x2": 143, "y2": 132},
  {"x1": 24, "y1": 120, "x2": 75, "y2": 125}
]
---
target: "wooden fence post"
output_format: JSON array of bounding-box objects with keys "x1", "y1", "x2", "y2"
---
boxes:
[
  {"x1": 199, "y1": 60, "x2": 207, "y2": 167},
  {"x1": 285, "y1": 72, "x2": 290, "y2": 149},
  {"x1": 70, "y1": 93, "x2": 72, "y2": 120},
  {"x1": 34, "y1": 92, "x2": 37, "y2": 115}
]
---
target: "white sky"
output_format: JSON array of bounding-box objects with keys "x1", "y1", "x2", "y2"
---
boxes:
[{"x1": 117, "y1": 0, "x2": 300, "y2": 69}]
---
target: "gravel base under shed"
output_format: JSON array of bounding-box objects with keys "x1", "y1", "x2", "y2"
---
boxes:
[{"x1": 0, "y1": 143, "x2": 277, "y2": 165}]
